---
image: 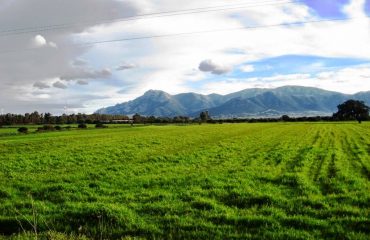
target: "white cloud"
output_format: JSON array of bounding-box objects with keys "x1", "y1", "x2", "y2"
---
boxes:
[
  {"x1": 34, "y1": 94, "x2": 51, "y2": 99},
  {"x1": 90, "y1": 0, "x2": 369, "y2": 89},
  {"x1": 201, "y1": 65, "x2": 370, "y2": 95},
  {"x1": 313, "y1": 65, "x2": 370, "y2": 92},
  {"x1": 240, "y1": 65, "x2": 255, "y2": 73},
  {"x1": 1, "y1": 0, "x2": 370, "y2": 114},
  {"x1": 343, "y1": 0, "x2": 367, "y2": 18},
  {"x1": 33, "y1": 35, "x2": 47, "y2": 47},
  {"x1": 32, "y1": 35, "x2": 57, "y2": 48},
  {"x1": 69, "y1": 0, "x2": 370, "y2": 110}
]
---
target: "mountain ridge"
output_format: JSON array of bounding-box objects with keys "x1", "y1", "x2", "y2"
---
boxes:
[{"x1": 95, "y1": 86, "x2": 370, "y2": 118}]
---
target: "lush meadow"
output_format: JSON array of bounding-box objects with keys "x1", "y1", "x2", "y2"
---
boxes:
[{"x1": 0, "y1": 123, "x2": 369, "y2": 239}]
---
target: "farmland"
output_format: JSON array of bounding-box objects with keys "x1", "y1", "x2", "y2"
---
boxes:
[{"x1": 0, "y1": 123, "x2": 369, "y2": 239}]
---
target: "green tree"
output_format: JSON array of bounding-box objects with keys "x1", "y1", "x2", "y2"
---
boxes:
[
  {"x1": 200, "y1": 111, "x2": 211, "y2": 122},
  {"x1": 333, "y1": 99, "x2": 370, "y2": 123},
  {"x1": 147, "y1": 116, "x2": 156, "y2": 124},
  {"x1": 281, "y1": 115, "x2": 290, "y2": 122},
  {"x1": 133, "y1": 113, "x2": 143, "y2": 124},
  {"x1": 29, "y1": 111, "x2": 41, "y2": 124},
  {"x1": 44, "y1": 112, "x2": 52, "y2": 124}
]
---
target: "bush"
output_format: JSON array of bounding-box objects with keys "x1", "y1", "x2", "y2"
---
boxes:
[
  {"x1": 37, "y1": 125, "x2": 55, "y2": 132},
  {"x1": 78, "y1": 123, "x2": 87, "y2": 129},
  {"x1": 44, "y1": 125, "x2": 55, "y2": 131},
  {"x1": 95, "y1": 123, "x2": 108, "y2": 129},
  {"x1": 55, "y1": 126, "x2": 62, "y2": 131},
  {"x1": 17, "y1": 127, "x2": 28, "y2": 134}
]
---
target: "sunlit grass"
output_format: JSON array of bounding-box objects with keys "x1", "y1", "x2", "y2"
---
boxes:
[{"x1": 0, "y1": 123, "x2": 369, "y2": 239}]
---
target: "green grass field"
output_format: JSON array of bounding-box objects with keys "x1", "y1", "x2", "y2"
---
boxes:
[{"x1": 0, "y1": 123, "x2": 369, "y2": 239}]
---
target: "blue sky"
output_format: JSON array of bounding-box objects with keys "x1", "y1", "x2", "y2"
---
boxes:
[
  {"x1": 366, "y1": 0, "x2": 370, "y2": 13},
  {"x1": 190, "y1": 55, "x2": 370, "y2": 91},
  {"x1": 1, "y1": 0, "x2": 370, "y2": 113},
  {"x1": 236, "y1": 55, "x2": 369, "y2": 78},
  {"x1": 303, "y1": 0, "x2": 351, "y2": 18},
  {"x1": 303, "y1": 0, "x2": 370, "y2": 17}
]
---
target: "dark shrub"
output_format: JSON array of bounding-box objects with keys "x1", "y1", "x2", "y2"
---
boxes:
[
  {"x1": 95, "y1": 123, "x2": 108, "y2": 128},
  {"x1": 17, "y1": 127, "x2": 28, "y2": 134},
  {"x1": 78, "y1": 123, "x2": 87, "y2": 129},
  {"x1": 55, "y1": 126, "x2": 62, "y2": 131},
  {"x1": 37, "y1": 125, "x2": 55, "y2": 132},
  {"x1": 43, "y1": 125, "x2": 55, "y2": 131}
]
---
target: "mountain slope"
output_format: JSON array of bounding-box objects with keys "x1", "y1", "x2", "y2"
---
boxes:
[
  {"x1": 95, "y1": 86, "x2": 370, "y2": 118},
  {"x1": 96, "y1": 90, "x2": 220, "y2": 117},
  {"x1": 96, "y1": 90, "x2": 187, "y2": 116}
]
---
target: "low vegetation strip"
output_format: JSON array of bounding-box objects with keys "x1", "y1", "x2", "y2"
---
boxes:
[{"x1": 0, "y1": 123, "x2": 369, "y2": 239}]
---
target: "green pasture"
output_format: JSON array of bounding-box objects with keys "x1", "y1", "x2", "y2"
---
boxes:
[{"x1": 0, "y1": 123, "x2": 369, "y2": 239}]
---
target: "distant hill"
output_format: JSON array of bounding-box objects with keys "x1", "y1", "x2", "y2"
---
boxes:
[{"x1": 95, "y1": 86, "x2": 370, "y2": 118}]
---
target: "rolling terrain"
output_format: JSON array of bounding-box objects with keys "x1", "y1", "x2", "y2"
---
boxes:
[
  {"x1": 96, "y1": 86, "x2": 370, "y2": 118},
  {"x1": 0, "y1": 123, "x2": 369, "y2": 239}
]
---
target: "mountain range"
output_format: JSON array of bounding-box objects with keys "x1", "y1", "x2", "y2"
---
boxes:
[{"x1": 95, "y1": 86, "x2": 370, "y2": 118}]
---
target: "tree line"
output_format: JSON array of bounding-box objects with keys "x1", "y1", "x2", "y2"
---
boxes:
[
  {"x1": 0, "y1": 112, "x2": 129, "y2": 125},
  {"x1": 210, "y1": 100, "x2": 370, "y2": 124}
]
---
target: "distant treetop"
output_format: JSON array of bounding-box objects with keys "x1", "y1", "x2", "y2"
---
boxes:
[{"x1": 333, "y1": 100, "x2": 370, "y2": 123}]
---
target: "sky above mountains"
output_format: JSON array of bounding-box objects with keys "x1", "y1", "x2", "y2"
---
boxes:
[{"x1": 0, "y1": 0, "x2": 370, "y2": 114}]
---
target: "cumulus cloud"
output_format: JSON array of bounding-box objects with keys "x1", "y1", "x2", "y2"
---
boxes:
[
  {"x1": 343, "y1": 0, "x2": 367, "y2": 17},
  {"x1": 116, "y1": 62, "x2": 137, "y2": 71},
  {"x1": 32, "y1": 35, "x2": 57, "y2": 48},
  {"x1": 33, "y1": 81, "x2": 50, "y2": 89},
  {"x1": 199, "y1": 59, "x2": 232, "y2": 75},
  {"x1": 53, "y1": 81, "x2": 68, "y2": 89},
  {"x1": 33, "y1": 35, "x2": 47, "y2": 47}
]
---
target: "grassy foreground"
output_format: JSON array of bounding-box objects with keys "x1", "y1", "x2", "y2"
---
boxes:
[{"x1": 0, "y1": 123, "x2": 369, "y2": 239}]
